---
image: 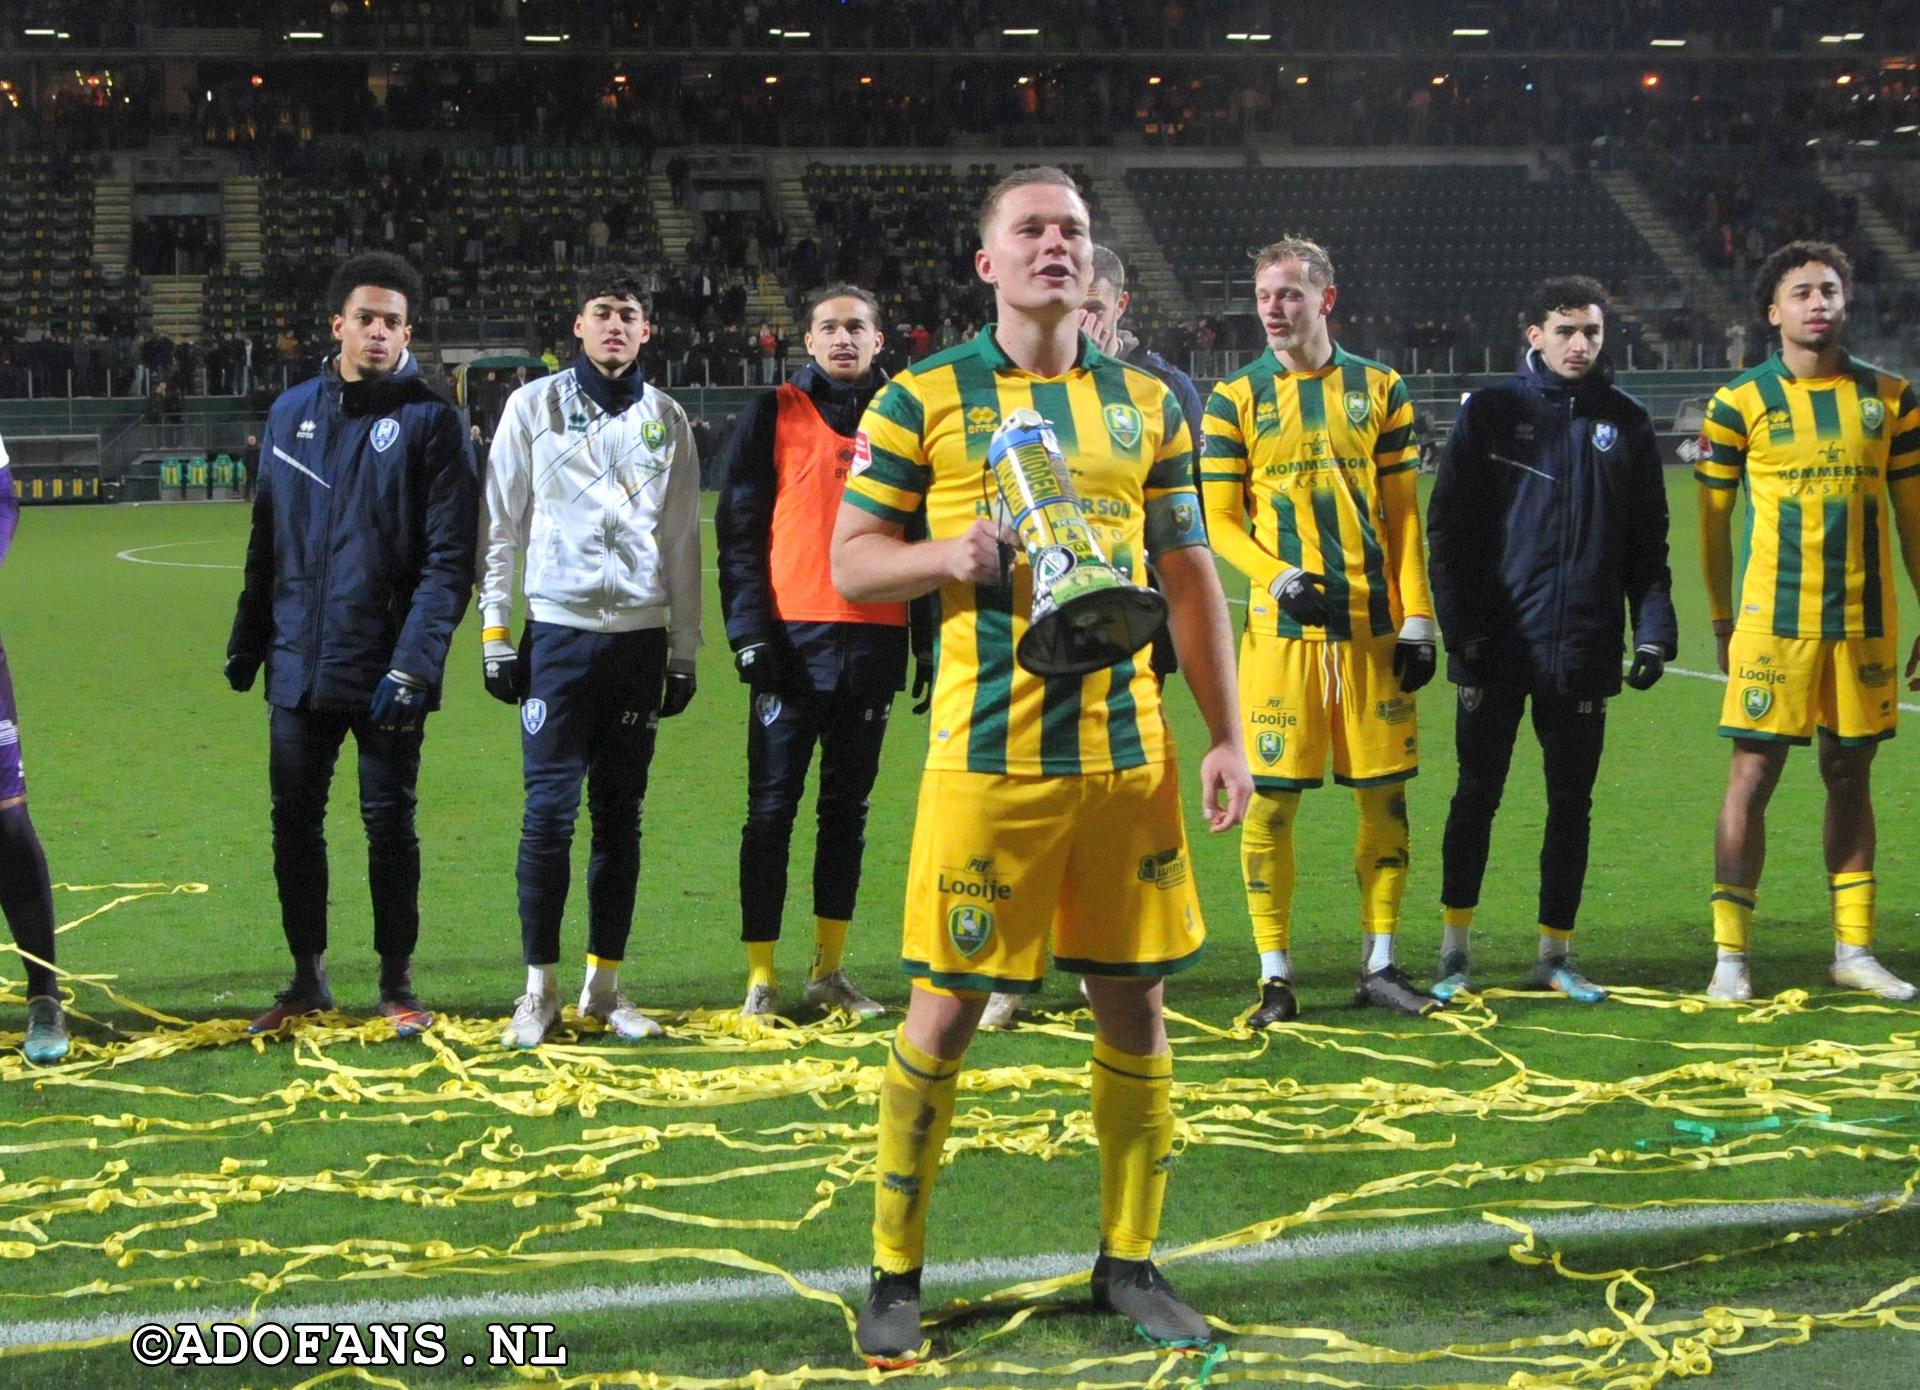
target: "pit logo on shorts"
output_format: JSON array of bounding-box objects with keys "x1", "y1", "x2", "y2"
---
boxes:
[
  {"x1": 1861, "y1": 397, "x2": 1886, "y2": 434},
  {"x1": 641, "y1": 419, "x2": 668, "y2": 450},
  {"x1": 1592, "y1": 421, "x2": 1617, "y2": 453},
  {"x1": 521, "y1": 698, "x2": 547, "y2": 735},
  {"x1": 947, "y1": 904, "x2": 993, "y2": 958},
  {"x1": 370, "y1": 418, "x2": 400, "y2": 453},
  {"x1": 1742, "y1": 686, "x2": 1773, "y2": 720},
  {"x1": 1256, "y1": 730, "x2": 1284, "y2": 765},
  {"x1": 1103, "y1": 403, "x2": 1142, "y2": 450},
  {"x1": 1344, "y1": 390, "x2": 1370, "y2": 426}
]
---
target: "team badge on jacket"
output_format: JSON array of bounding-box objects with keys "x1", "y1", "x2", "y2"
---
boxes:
[
  {"x1": 522, "y1": 698, "x2": 547, "y2": 736},
  {"x1": 1861, "y1": 397, "x2": 1886, "y2": 434},
  {"x1": 641, "y1": 419, "x2": 667, "y2": 450},
  {"x1": 755, "y1": 693, "x2": 783, "y2": 726},
  {"x1": 371, "y1": 418, "x2": 400, "y2": 453},
  {"x1": 1591, "y1": 421, "x2": 1617, "y2": 453}
]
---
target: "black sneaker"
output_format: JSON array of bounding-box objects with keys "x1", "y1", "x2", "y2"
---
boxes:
[
  {"x1": 855, "y1": 1267, "x2": 924, "y2": 1365},
  {"x1": 1091, "y1": 1254, "x2": 1212, "y2": 1345},
  {"x1": 1248, "y1": 977, "x2": 1298, "y2": 1028},
  {"x1": 1353, "y1": 963, "x2": 1443, "y2": 1017}
]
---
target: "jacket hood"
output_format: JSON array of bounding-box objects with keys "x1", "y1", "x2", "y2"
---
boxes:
[{"x1": 1519, "y1": 345, "x2": 1615, "y2": 398}]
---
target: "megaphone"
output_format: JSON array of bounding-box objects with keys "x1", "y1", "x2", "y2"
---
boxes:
[{"x1": 985, "y1": 408, "x2": 1168, "y2": 678}]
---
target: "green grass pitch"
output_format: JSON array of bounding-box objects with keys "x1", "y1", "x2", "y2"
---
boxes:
[{"x1": 3, "y1": 472, "x2": 1920, "y2": 1387}]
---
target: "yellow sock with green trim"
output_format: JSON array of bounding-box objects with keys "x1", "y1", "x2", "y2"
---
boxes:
[
  {"x1": 810, "y1": 917, "x2": 849, "y2": 981},
  {"x1": 746, "y1": 940, "x2": 777, "y2": 991},
  {"x1": 872, "y1": 1032, "x2": 962, "y2": 1274},
  {"x1": 1355, "y1": 785, "x2": 1410, "y2": 933},
  {"x1": 1829, "y1": 872, "x2": 1876, "y2": 947},
  {"x1": 1090, "y1": 1038, "x2": 1174, "y2": 1261},
  {"x1": 1538, "y1": 924, "x2": 1573, "y2": 961},
  {"x1": 1242, "y1": 790, "x2": 1298, "y2": 954},
  {"x1": 1711, "y1": 883, "x2": 1756, "y2": 952}
]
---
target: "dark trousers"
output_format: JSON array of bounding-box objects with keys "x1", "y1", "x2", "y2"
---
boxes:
[
  {"x1": 1440, "y1": 681, "x2": 1608, "y2": 933},
  {"x1": 739, "y1": 686, "x2": 892, "y2": 943},
  {"x1": 268, "y1": 704, "x2": 424, "y2": 960},
  {"x1": 517, "y1": 622, "x2": 667, "y2": 966}
]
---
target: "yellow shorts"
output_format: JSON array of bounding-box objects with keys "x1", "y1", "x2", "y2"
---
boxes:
[
  {"x1": 1239, "y1": 628, "x2": 1418, "y2": 791},
  {"x1": 1719, "y1": 630, "x2": 1899, "y2": 746},
  {"x1": 900, "y1": 762, "x2": 1207, "y2": 995}
]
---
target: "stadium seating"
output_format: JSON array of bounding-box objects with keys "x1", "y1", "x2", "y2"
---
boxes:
[
  {"x1": 0, "y1": 154, "x2": 106, "y2": 343},
  {"x1": 1127, "y1": 164, "x2": 1670, "y2": 339}
]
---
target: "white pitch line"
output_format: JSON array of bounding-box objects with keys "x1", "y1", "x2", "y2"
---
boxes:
[
  {"x1": 0, "y1": 1190, "x2": 1905, "y2": 1351},
  {"x1": 114, "y1": 541, "x2": 242, "y2": 571}
]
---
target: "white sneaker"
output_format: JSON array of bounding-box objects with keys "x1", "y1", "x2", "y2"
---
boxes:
[
  {"x1": 1706, "y1": 957, "x2": 1753, "y2": 1003},
  {"x1": 1829, "y1": 953, "x2": 1918, "y2": 1001},
  {"x1": 803, "y1": 969, "x2": 884, "y2": 1018},
  {"x1": 504, "y1": 991, "x2": 561, "y2": 1048},
  {"x1": 978, "y1": 991, "x2": 1020, "y2": 1030},
  {"x1": 581, "y1": 988, "x2": 663, "y2": 1039},
  {"x1": 741, "y1": 981, "x2": 779, "y2": 1018}
]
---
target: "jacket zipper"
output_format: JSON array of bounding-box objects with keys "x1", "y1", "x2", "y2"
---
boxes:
[
  {"x1": 1550, "y1": 397, "x2": 1574, "y2": 692},
  {"x1": 305, "y1": 398, "x2": 347, "y2": 699}
]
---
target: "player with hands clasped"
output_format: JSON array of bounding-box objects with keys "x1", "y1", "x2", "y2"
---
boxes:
[
  {"x1": 832, "y1": 166, "x2": 1250, "y2": 1366},
  {"x1": 1696, "y1": 242, "x2": 1920, "y2": 1003},
  {"x1": 1200, "y1": 236, "x2": 1439, "y2": 1025},
  {"x1": 226, "y1": 252, "x2": 478, "y2": 1039},
  {"x1": 1426, "y1": 276, "x2": 1677, "y2": 1005},
  {"x1": 714, "y1": 283, "x2": 930, "y2": 1021},
  {"x1": 477, "y1": 267, "x2": 702, "y2": 1048}
]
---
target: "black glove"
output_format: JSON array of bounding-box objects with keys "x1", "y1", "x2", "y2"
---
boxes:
[
  {"x1": 733, "y1": 640, "x2": 790, "y2": 694},
  {"x1": 483, "y1": 639, "x2": 528, "y2": 705},
  {"x1": 1625, "y1": 645, "x2": 1665, "y2": 691},
  {"x1": 224, "y1": 652, "x2": 261, "y2": 693},
  {"x1": 1393, "y1": 616, "x2": 1438, "y2": 694},
  {"x1": 660, "y1": 663, "x2": 697, "y2": 718},
  {"x1": 1268, "y1": 566, "x2": 1331, "y2": 627},
  {"x1": 910, "y1": 658, "x2": 934, "y2": 715},
  {"x1": 369, "y1": 670, "x2": 428, "y2": 733},
  {"x1": 1450, "y1": 639, "x2": 1490, "y2": 688}
]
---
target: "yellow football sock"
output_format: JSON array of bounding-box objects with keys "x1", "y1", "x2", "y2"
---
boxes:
[
  {"x1": 1443, "y1": 906, "x2": 1475, "y2": 930},
  {"x1": 1090, "y1": 1037, "x2": 1174, "y2": 1261},
  {"x1": 1354, "y1": 785, "x2": 1410, "y2": 933},
  {"x1": 810, "y1": 917, "x2": 849, "y2": 981},
  {"x1": 1711, "y1": 883, "x2": 1756, "y2": 952},
  {"x1": 745, "y1": 940, "x2": 777, "y2": 990},
  {"x1": 1242, "y1": 790, "x2": 1299, "y2": 954},
  {"x1": 871, "y1": 1031, "x2": 962, "y2": 1274},
  {"x1": 1829, "y1": 872, "x2": 1875, "y2": 947}
]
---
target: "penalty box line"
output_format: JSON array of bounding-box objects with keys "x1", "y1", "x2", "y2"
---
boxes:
[{"x1": 1, "y1": 1189, "x2": 1908, "y2": 1352}]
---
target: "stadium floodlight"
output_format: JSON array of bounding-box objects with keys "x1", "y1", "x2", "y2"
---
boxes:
[
  {"x1": 1431, "y1": 74, "x2": 1448, "y2": 84},
  {"x1": 1226, "y1": 33, "x2": 1249, "y2": 41},
  {"x1": 1820, "y1": 35, "x2": 1846, "y2": 43},
  {"x1": 1003, "y1": 28, "x2": 1039, "y2": 36},
  {"x1": 1147, "y1": 75, "x2": 1162, "y2": 84},
  {"x1": 1897, "y1": 124, "x2": 1919, "y2": 133},
  {"x1": 784, "y1": 30, "x2": 811, "y2": 39},
  {"x1": 1649, "y1": 38, "x2": 1686, "y2": 47},
  {"x1": 1835, "y1": 73, "x2": 1853, "y2": 84},
  {"x1": 22, "y1": 28, "x2": 56, "y2": 36},
  {"x1": 523, "y1": 33, "x2": 568, "y2": 43},
  {"x1": 1295, "y1": 74, "x2": 1310, "y2": 84},
  {"x1": 1249, "y1": 33, "x2": 1271, "y2": 40},
  {"x1": 285, "y1": 31, "x2": 325, "y2": 40},
  {"x1": 1845, "y1": 31, "x2": 1866, "y2": 39},
  {"x1": 1452, "y1": 28, "x2": 1490, "y2": 37}
]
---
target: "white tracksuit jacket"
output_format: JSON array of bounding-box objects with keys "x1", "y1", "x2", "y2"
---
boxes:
[{"x1": 478, "y1": 367, "x2": 703, "y2": 665}]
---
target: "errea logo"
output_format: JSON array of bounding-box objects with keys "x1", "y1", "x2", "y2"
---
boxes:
[
  {"x1": 965, "y1": 405, "x2": 999, "y2": 436},
  {"x1": 296, "y1": 419, "x2": 317, "y2": 441}
]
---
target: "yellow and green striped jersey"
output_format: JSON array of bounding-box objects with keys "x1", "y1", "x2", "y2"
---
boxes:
[
  {"x1": 845, "y1": 327, "x2": 1206, "y2": 776},
  {"x1": 1199, "y1": 344, "x2": 1430, "y2": 641},
  {"x1": 1697, "y1": 352, "x2": 1920, "y2": 638}
]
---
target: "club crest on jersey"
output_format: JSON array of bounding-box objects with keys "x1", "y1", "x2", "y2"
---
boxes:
[
  {"x1": 947, "y1": 904, "x2": 993, "y2": 958},
  {"x1": 1861, "y1": 397, "x2": 1886, "y2": 434},
  {"x1": 1592, "y1": 421, "x2": 1617, "y2": 453},
  {"x1": 1103, "y1": 403, "x2": 1143, "y2": 450},
  {"x1": 521, "y1": 698, "x2": 547, "y2": 736},
  {"x1": 1344, "y1": 390, "x2": 1370, "y2": 426},
  {"x1": 1742, "y1": 686, "x2": 1773, "y2": 720},
  {"x1": 755, "y1": 693, "x2": 783, "y2": 726},
  {"x1": 641, "y1": 419, "x2": 667, "y2": 450},
  {"x1": 370, "y1": 418, "x2": 400, "y2": 453},
  {"x1": 1256, "y1": 730, "x2": 1284, "y2": 765}
]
